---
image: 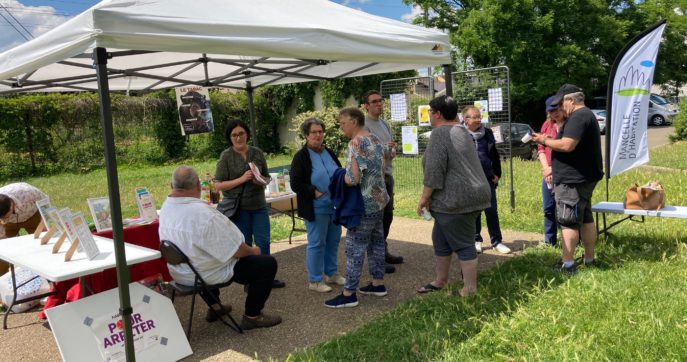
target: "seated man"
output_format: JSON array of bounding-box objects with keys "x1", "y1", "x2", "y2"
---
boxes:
[{"x1": 159, "y1": 166, "x2": 281, "y2": 330}]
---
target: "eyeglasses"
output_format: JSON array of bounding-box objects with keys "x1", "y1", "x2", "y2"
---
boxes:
[
  {"x1": 428, "y1": 109, "x2": 436, "y2": 114},
  {"x1": 231, "y1": 132, "x2": 247, "y2": 139},
  {"x1": 309, "y1": 130, "x2": 325, "y2": 135},
  {"x1": 368, "y1": 98, "x2": 383, "y2": 104}
]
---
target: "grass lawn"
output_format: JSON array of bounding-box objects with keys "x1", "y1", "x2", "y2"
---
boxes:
[{"x1": 6, "y1": 139, "x2": 687, "y2": 361}]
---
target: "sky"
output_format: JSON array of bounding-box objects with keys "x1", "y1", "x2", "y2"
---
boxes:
[{"x1": 0, "y1": 0, "x2": 422, "y2": 52}]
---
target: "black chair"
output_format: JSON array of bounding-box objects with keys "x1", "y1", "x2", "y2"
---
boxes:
[{"x1": 159, "y1": 240, "x2": 242, "y2": 337}]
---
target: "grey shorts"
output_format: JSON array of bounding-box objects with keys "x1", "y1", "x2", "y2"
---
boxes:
[
  {"x1": 553, "y1": 181, "x2": 597, "y2": 229},
  {"x1": 431, "y1": 211, "x2": 479, "y2": 261}
]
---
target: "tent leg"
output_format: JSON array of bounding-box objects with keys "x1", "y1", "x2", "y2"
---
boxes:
[
  {"x1": 442, "y1": 64, "x2": 452, "y2": 97},
  {"x1": 246, "y1": 81, "x2": 258, "y2": 148},
  {"x1": 94, "y1": 47, "x2": 136, "y2": 362}
]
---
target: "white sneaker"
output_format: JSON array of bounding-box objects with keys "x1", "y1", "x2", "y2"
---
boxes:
[
  {"x1": 308, "y1": 282, "x2": 332, "y2": 293},
  {"x1": 475, "y1": 242, "x2": 483, "y2": 254},
  {"x1": 324, "y1": 273, "x2": 346, "y2": 286},
  {"x1": 495, "y1": 243, "x2": 512, "y2": 254}
]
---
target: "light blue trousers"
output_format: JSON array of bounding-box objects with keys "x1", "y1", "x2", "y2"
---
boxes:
[{"x1": 305, "y1": 213, "x2": 342, "y2": 282}]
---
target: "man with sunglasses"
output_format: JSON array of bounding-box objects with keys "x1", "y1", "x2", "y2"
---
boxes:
[
  {"x1": 363, "y1": 90, "x2": 404, "y2": 274},
  {"x1": 0, "y1": 182, "x2": 47, "y2": 274}
]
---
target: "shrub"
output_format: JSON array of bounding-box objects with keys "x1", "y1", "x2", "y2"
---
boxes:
[{"x1": 291, "y1": 107, "x2": 348, "y2": 156}]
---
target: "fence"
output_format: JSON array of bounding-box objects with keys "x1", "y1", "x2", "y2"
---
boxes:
[{"x1": 379, "y1": 66, "x2": 516, "y2": 212}]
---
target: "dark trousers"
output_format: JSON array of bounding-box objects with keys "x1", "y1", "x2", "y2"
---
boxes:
[
  {"x1": 541, "y1": 178, "x2": 558, "y2": 246},
  {"x1": 475, "y1": 182, "x2": 503, "y2": 247},
  {"x1": 200, "y1": 254, "x2": 277, "y2": 317},
  {"x1": 383, "y1": 174, "x2": 394, "y2": 242}
]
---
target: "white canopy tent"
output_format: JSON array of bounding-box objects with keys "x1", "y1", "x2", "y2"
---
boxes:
[{"x1": 0, "y1": 0, "x2": 450, "y2": 359}]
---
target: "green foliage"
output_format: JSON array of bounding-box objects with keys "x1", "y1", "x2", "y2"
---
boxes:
[
  {"x1": 669, "y1": 98, "x2": 687, "y2": 142},
  {"x1": 152, "y1": 90, "x2": 188, "y2": 160},
  {"x1": 290, "y1": 107, "x2": 348, "y2": 156}
]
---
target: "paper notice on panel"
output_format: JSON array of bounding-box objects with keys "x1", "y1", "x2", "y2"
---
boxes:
[{"x1": 401, "y1": 126, "x2": 418, "y2": 155}]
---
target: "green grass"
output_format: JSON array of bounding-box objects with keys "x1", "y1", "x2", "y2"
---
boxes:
[
  {"x1": 649, "y1": 140, "x2": 687, "y2": 170},
  {"x1": 284, "y1": 143, "x2": 687, "y2": 361}
]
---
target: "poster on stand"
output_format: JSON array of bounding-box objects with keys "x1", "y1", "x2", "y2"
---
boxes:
[{"x1": 175, "y1": 86, "x2": 214, "y2": 135}]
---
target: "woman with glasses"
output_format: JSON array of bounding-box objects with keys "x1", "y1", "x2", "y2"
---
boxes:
[
  {"x1": 0, "y1": 182, "x2": 48, "y2": 274},
  {"x1": 215, "y1": 119, "x2": 285, "y2": 288},
  {"x1": 290, "y1": 118, "x2": 345, "y2": 293}
]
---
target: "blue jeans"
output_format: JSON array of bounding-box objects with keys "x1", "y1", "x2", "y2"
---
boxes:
[
  {"x1": 233, "y1": 207, "x2": 271, "y2": 255},
  {"x1": 305, "y1": 213, "x2": 342, "y2": 282},
  {"x1": 541, "y1": 178, "x2": 557, "y2": 246},
  {"x1": 475, "y1": 182, "x2": 503, "y2": 247}
]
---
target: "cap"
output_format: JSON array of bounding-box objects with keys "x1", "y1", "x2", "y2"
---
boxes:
[
  {"x1": 550, "y1": 84, "x2": 583, "y2": 106},
  {"x1": 545, "y1": 96, "x2": 559, "y2": 112}
]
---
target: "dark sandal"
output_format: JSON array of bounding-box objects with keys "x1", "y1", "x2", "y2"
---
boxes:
[{"x1": 416, "y1": 283, "x2": 442, "y2": 294}]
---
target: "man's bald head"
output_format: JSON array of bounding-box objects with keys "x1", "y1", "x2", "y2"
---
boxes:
[{"x1": 171, "y1": 166, "x2": 200, "y2": 194}]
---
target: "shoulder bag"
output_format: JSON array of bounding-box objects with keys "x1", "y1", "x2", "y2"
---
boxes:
[{"x1": 217, "y1": 183, "x2": 246, "y2": 220}]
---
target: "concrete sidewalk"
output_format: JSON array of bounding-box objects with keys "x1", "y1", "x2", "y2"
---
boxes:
[{"x1": 0, "y1": 217, "x2": 542, "y2": 361}]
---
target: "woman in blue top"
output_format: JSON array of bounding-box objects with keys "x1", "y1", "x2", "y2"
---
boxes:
[{"x1": 290, "y1": 118, "x2": 344, "y2": 293}]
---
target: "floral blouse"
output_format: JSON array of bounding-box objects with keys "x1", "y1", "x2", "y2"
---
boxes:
[{"x1": 345, "y1": 134, "x2": 389, "y2": 214}]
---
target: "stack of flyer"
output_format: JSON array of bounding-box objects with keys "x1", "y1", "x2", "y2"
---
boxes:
[{"x1": 135, "y1": 187, "x2": 158, "y2": 224}]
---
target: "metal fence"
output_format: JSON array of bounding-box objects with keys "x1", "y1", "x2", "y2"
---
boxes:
[{"x1": 379, "y1": 66, "x2": 516, "y2": 211}]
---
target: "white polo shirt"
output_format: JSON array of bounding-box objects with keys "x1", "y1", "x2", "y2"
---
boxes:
[{"x1": 158, "y1": 196, "x2": 243, "y2": 285}]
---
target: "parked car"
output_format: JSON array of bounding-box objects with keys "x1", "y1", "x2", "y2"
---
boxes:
[
  {"x1": 591, "y1": 109, "x2": 606, "y2": 134},
  {"x1": 419, "y1": 122, "x2": 538, "y2": 160},
  {"x1": 586, "y1": 94, "x2": 678, "y2": 127},
  {"x1": 648, "y1": 93, "x2": 678, "y2": 126}
]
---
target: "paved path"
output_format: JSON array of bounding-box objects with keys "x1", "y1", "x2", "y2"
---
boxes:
[{"x1": 0, "y1": 217, "x2": 542, "y2": 361}]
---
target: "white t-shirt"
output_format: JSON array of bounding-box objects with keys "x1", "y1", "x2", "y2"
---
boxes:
[{"x1": 158, "y1": 196, "x2": 243, "y2": 285}]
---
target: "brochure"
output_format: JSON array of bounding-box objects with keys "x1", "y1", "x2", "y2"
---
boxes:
[
  {"x1": 72, "y1": 211, "x2": 100, "y2": 260},
  {"x1": 135, "y1": 187, "x2": 158, "y2": 223},
  {"x1": 88, "y1": 197, "x2": 112, "y2": 232},
  {"x1": 248, "y1": 162, "x2": 268, "y2": 186}
]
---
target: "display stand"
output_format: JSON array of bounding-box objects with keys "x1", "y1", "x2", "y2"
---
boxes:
[
  {"x1": 41, "y1": 225, "x2": 57, "y2": 245},
  {"x1": 63, "y1": 238, "x2": 81, "y2": 262},
  {"x1": 51, "y1": 233, "x2": 68, "y2": 253},
  {"x1": 33, "y1": 220, "x2": 45, "y2": 238}
]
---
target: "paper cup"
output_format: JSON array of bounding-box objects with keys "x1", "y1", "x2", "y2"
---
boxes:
[
  {"x1": 521, "y1": 133, "x2": 532, "y2": 143},
  {"x1": 268, "y1": 173, "x2": 279, "y2": 194}
]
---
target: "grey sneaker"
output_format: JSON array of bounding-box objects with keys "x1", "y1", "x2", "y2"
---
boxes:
[
  {"x1": 553, "y1": 259, "x2": 577, "y2": 275},
  {"x1": 240, "y1": 313, "x2": 282, "y2": 330}
]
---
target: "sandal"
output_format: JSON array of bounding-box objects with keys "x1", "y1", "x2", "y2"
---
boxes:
[{"x1": 416, "y1": 283, "x2": 442, "y2": 294}]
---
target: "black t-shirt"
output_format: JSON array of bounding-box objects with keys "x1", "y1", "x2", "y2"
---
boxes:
[{"x1": 552, "y1": 107, "x2": 603, "y2": 184}]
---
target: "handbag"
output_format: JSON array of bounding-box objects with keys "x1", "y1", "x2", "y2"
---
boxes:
[
  {"x1": 624, "y1": 181, "x2": 665, "y2": 210},
  {"x1": 216, "y1": 184, "x2": 245, "y2": 219}
]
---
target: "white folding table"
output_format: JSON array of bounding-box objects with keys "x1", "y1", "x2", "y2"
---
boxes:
[
  {"x1": 265, "y1": 192, "x2": 304, "y2": 243},
  {"x1": 0, "y1": 234, "x2": 160, "y2": 329}
]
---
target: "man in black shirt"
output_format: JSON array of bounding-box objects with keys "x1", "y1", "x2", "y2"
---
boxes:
[{"x1": 532, "y1": 84, "x2": 603, "y2": 274}]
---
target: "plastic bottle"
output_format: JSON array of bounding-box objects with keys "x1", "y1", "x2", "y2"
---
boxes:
[
  {"x1": 277, "y1": 170, "x2": 285, "y2": 193},
  {"x1": 283, "y1": 169, "x2": 292, "y2": 192},
  {"x1": 200, "y1": 178, "x2": 211, "y2": 204},
  {"x1": 422, "y1": 207, "x2": 432, "y2": 221},
  {"x1": 206, "y1": 172, "x2": 218, "y2": 204}
]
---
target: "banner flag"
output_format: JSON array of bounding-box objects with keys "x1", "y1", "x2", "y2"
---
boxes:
[{"x1": 607, "y1": 21, "x2": 666, "y2": 177}]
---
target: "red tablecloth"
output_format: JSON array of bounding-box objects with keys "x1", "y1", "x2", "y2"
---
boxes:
[{"x1": 39, "y1": 220, "x2": 170, "y2": 319}]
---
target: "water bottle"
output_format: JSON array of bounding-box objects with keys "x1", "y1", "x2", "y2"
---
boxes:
[
  {"x1": 422, "y1": 207, "x2": 432, "y2": 221},
  {"x1": 284, "y1": 169, "x2": 292, "y2": 192}
]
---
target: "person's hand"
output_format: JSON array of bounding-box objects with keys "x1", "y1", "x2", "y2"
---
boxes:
[
  {"x1": 492, "y1": 175, "x2": 500, "y2": 184},
  {"x1": 251, "y1": 246, "x2": 261, "y2": 256},
  {"x1": 314, "y1": 190, "x2": 324, "y2": 199},
  {"x1": 531, "y1": 132, "x2": 547, "y2": 144},
  {"x1": 417, "y1": 196, "x2": 429, "y2": 216},
  {"x1": 387, "y1": 141, "x2": 397, "y2": 159},
  {"x1": 543, "y1": 166, "x2": 552, "y2": 178},
  {"x1": 242, "y1": 170, "x2": 254, "y2": 183},
  {"x1": 545, "y1": 174, "x2": 553, "y2": 184}
]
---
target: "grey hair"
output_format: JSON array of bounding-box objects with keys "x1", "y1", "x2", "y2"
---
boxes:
[
  {"x1": 300, "y1": 117, "x2": 326, "y2": 138},
  {"x1": 172, "y1": 166, "x2": 199, "y2": 190},
  {"x1": 564, "y1": 91, "x2": 585, "y2": 104}
]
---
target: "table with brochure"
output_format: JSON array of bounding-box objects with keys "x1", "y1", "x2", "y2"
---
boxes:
[
  {"x1": 0, "y1": 233, "x2": 160, "y2": 329},
  {"x1": 265, "y1": 191, "x2": 303, "y2": 244}
]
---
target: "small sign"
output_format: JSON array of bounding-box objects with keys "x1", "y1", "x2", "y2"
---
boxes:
[
  {"x1": 36, "y1": 198, "x2": 61, "y2": 238},
  {"x1": 73, "y1": 212, "x2": 100, "y2": 260},
  {"x1": 401, "y1": 126, "x2": 419, "y2": 155},
  {"x1": 417, "y1": 105, "x2": 430, "y2": 127},
  {"x1": 88, "y1": 197, "x2": 112, "y2": 232},
  {"x1": 389, "y1": 93, "x2": 407, "y2": 122}
]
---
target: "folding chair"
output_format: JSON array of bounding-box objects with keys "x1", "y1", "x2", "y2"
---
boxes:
[{"x1": 159, "y1": 240, "x2": 242, "y2": 337}]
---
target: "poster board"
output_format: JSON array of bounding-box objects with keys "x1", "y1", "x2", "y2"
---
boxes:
[
  {"x1": 36, "y1": 198, "x2": 61, "y2": 238},
  {"x1": 46, "y1": 282, "x2": 192, "y2": 362},
  {"x1": 88, "y1": 197, "x2": 112, "y2": 232},
  {"x1": 175, "y1": 86, "x2": 214, "y2": 135},
  {"x1": 401, "y1": 126, "x2": 418, "y2": 155},
  {"x1": 417, "y1": 105, "x2": 430, "y2": 127}
]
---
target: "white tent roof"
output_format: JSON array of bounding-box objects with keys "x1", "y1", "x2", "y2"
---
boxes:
[{"x1": 0, "y1": 0, "x2": 450, "y2": 93}]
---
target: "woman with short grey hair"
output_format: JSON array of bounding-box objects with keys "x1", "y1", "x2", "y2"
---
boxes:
[{"x1": 290, "y1": 117, "x2": 345, "y2": 293}]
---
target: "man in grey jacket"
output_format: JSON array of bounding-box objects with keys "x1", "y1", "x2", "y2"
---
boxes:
[
  {"x1": 363, "y1": 90, "x2": 403, "y2": 274},
  {"x1": 416, "y1": 95, "x2": 491, "y2": 297}
]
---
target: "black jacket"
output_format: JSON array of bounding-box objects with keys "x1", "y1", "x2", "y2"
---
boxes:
[
  {"x1": 290, "y1": 145, "x2": 342, "y2": 221},
  {"x1": 474, "y1": 127, "x2": 502, "y2": 183}
]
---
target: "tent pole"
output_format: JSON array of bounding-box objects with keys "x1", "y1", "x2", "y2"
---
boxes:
[
  {"x1": 246, "y1": 81, "x2": 258, "y2": 147},
  {"x1": 442, "y1": 64, "x2": 452, "y2": 97},
  {"x1": 94, "y1": 47, "x2": 136, "y2": 362}
]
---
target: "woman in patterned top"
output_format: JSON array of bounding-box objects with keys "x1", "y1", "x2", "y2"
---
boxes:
[{"x1": 325, "y1": 107, "x2": 389, "y2": 308}]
